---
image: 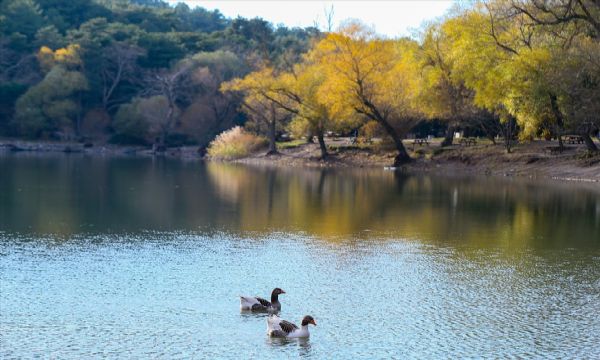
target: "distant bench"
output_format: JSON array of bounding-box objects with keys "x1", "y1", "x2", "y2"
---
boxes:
[
  {"x1": 564, "y1": 135, "x2": 584, "y2": 144},
  {"x1": 412, "y1": 138, "x2": 429, "y2": 146}
]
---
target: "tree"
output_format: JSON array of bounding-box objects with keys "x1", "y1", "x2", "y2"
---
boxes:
[
  {"x1": 419, "y1": 21, "x2": 487, "y2": 146},
  {"x1": 13, "y1": 44, "x2": 88, "y2": 138},
  {"x1": 14, "y1": 65, "x2": 88, "y2": 137},
  {"x1": 137, "y1": 95, "x2": 175, "y2": 145},
  {"x1": 100, "y1": 42, "x2": 145, "y2": 111},
  {"x1": 137, "y1": 32, "x2": 186, "y2": 69},
  {"x1": 440, "y1": 4, "x2": 549, "y2": 152},
  {"x1": 510, "y1": 0, "x2": 600, "y2": 38},
  {"x1": 0, "y1": 0, "x2": 46, "y2": 41},
  {"x1": 140, "y1": 61, "x2": 193, "y2": 148},
  {"x1": 221, "y1": 66, "x2": 289, "y2": 155},
  {"x1": 34, "y1": 25, "x2": 66, "y2": 49},
  {"x1": 179, "y1": 50, "x2": 247, "y2": 147},
  {"x1": 0, "y1": 36, "x2": 40, "y2": 86},
  {"x1": 311, "y1": 21, "x2": 422, "y2": 165},
  {"x1": 272, "y1": 61, "x2": 358, "y2": 159},
  {"x1": 36, "y1": 0, "x2": 112, "y2": 33},
  {"x1": 481, "y1": 0, "x2": 600, "y2": 151},
  {"x1": 112, "y1": 97, "x2": 148, "y2": 144}
]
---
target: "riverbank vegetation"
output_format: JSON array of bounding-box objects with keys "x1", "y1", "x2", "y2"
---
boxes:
[
  {"x1": 1, "y1": 0, "x2": 599, "y2": 167},
  {"x1": 222, "y1": 0, "x2": 600, "y2": 165},
  {"x1": 207, "y1": 126, "x2": 266, "y2": 159},
  {"x1": 1, "y1": 0, "x2": 317, "y2": 147}
]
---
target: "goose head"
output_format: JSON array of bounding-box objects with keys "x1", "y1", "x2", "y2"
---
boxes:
[
  {"x1": 271, "y1": 288, "x2": 285, "y2": 302},
  {"x1": 301, "y1": 315, "x2": 317, "y2": 327},
  {"x1": 272, "y1": 288, "x2": 286, "y2": 296}
]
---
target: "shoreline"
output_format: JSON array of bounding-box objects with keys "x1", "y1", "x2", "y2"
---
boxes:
[
  {"x1": 225, "y1": 140, "x2": 600, "y2": 184},
  {"x1": 2, "y1": 139, "x2": 599, "y2": 183},
  {"x1": 0, "y1": 139, "x2": 202, "y2": 159}
]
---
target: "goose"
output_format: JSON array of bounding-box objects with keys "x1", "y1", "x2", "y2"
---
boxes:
[
  {"x1": 240, "y1": 288, "x2": 285, "y2": 312},
  {"x1": 267, "y1": 315, "x2": 316, "y2": 338}
]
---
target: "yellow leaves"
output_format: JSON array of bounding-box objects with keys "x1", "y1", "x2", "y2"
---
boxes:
[
  {"x1": 221, "y1": 65, "x2": 290, "y2": 133},
  {"x1": 37, "y1": 44, "x2": 82, "y2": 72},
  {"x1": 308, "y1": 23, "x2": 422, "y2": 129},
  {"x1": 221, "y1": 66, "x2": 276, "y2": 96},
  {"x1": 37, "y1": 46, "x2": 55, "y2": 72},
  {"x1": 54, "y1": 44, "x2": 82, "y2": 67}
]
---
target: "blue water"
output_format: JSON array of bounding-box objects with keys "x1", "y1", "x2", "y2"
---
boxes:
[{"x1": 1, "y1": 155, "x2": 599, "y2": 358}]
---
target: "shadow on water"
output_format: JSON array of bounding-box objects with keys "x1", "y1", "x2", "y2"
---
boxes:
[{"x1": 1, "y1": 153, "x2": 599, "y2": 250}]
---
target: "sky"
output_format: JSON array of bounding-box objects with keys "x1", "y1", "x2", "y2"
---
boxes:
[{"x1": 167, "y1": 1, "x2": 455, "y2": 38}]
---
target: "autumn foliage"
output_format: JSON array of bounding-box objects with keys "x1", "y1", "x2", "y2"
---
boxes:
[
  {"x1": 2, "y1": 0, "x2": 599, "y2": 158},
  {"x1": 207, "y1": 126, "x2": 267, "y2": 159}
]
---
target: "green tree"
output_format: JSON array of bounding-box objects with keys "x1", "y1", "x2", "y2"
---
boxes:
[
  {"x1": 0, "y1": 0, "x2": 46, "y2": 41},
  {"x1": 15, "y1": 65, "x2": 88, "y2": 137}
]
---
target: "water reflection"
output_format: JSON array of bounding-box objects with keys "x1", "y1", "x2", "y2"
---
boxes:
[
  {"x1": 0, "y1": 153, "x2": 598, "y2": 249},
  {"x1": 266, "y1": 336, "x2": 312, "y2": 357},
  {"x1": 2, "y1": 155, "x2": 600, "y2": 358}
]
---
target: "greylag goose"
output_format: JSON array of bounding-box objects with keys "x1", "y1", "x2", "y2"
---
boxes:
[
  {"x1": 240, "y1": 288, "x2": 285, "y2": 312},
  {"x1": 267, "y1": 315, "x2": 316, "y2": 338}
]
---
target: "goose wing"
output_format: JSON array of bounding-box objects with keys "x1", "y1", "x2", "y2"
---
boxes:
[
  {"x1": 279, "y1": 320, "x2": 299, "y2": 334},
  {"x1": 255, "y1": 297, "x2": 272, "y2": 307}
]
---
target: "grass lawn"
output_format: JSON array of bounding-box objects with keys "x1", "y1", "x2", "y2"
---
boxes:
[{"x1": 277, "y1": 139, "x2": 306, "y2": 149}]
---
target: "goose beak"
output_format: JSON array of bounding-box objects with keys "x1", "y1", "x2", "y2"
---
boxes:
[
  {"x1": 312, "y1": 319, "x2": 317, "y2": 326},
  {"x1": 280, "y1": 290, "x2": 286, "y2": 294}
]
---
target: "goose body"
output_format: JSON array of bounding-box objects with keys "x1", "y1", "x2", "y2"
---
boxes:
[
  {"x1": 267, "y1": 315, "x2": 316, "y2": 338},
  {"x1": 240, "y1": 288, "x2": 285, "y2": 312}
]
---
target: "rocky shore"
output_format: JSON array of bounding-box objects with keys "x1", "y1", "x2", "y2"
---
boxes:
[{"x1": 0, "y1": 140, "x2": 202, "y2": 158}]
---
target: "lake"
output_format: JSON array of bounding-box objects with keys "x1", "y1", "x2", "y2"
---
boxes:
[{"x1": 1, "y1": 153, "x2": 599, "y2": 358}]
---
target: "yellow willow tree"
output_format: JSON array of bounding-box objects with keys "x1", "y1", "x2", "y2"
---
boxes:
[
  {"x1": 446, "y1": 1, "x2": 599, "y2": 152},
  {"x1": 221, "y1": 66, "x2": 289, "y2": 155},
  {"x1": 419, "y1": 21, "x2": 492, "y2": 146},
  {"x1": 506, "y1": 0, "x2": 600, "y2": 151},
  {"x1": 274, "y1": 61, "x2": 359, "y2": 159},
  {"x1": 311, "y1": 21, "x2": 422, "y2": 166},
  {"x1": 441, "y1": 5, "x2": 535, "y2": 152}
]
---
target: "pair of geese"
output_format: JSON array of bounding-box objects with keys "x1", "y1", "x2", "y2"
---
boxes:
[{"x1": 240, "y1": 287, "x2": 317, "y2": 338}]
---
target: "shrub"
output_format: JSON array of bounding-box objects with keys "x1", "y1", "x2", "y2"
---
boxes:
[
  {"x1": 359, "y1": 120, "x2": 382, "y2": 141},
  {"x1": 207, "y1": 126, "x2": 267, "y2": 159}
]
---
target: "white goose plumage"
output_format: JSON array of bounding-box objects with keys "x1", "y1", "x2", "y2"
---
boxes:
[{"x1": 267, "y1": 314, "x2": 317, "y2": 338}]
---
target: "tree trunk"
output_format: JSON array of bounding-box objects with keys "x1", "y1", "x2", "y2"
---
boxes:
[
  {"x1": 316, "y1": 128, "x2": 328, "y2": 159},
  {"x1": 306, "y1": 129, "x2": 314, "y2": 143},
  {"x1": 503, "y1": 117, "x2": 515, "y2": 154},
  {"x1": 378, "y1": 118, "x2": 411, "y2": 166},
  {"x1": 581, "y1": 126, "x2": 598, "y2": 151},
  {"x1": 480, "y1": 120, "x2": 497, "y2": 144},
  {"x1": 556, "y1": 126, "x2": 564, "y2": 151},
  {"x1": 441, "y1": 124, "x2": 455, "y2": 147},
  {"x1": 549, "y1": 93, "x2": 565, "y2": 151},
  {"x1": 266, "y1": 117, "x2": 278, "y2": 155}
]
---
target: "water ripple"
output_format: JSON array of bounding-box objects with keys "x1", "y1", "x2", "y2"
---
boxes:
[{"x1": 1, "y1": 233, "x2": 599, "y2": 358}]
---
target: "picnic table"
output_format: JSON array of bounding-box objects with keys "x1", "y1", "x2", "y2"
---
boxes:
[
  {"x1": 412, "y1": 138, "x2": 429, "y2": 146},
  {"x1": 564, "y1": 135, "x2": 584, "y2": 144},
  {"x1": 459, "y1": 137, "x2": 477, "y2": 146}
]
